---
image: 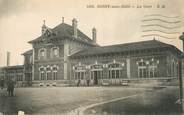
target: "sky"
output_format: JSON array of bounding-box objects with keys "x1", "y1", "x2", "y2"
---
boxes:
[{"x1": 0, "y1": 0, "x2": 184, "y2": 66}]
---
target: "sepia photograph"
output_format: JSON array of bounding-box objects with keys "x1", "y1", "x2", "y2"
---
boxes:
[{"x1": 0, "y1": 0, "x2": 184, "y2": 114}]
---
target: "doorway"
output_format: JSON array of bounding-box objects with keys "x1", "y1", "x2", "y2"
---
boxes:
[
  {"x1": 91, "y1": 71, "x2": 103, "y2": 85},
  {"x1": 94, "y1": 71, "x2": 98, "y2": 85}
]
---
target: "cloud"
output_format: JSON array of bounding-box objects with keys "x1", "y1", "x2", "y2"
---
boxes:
[{"x1": 0, "y1": 0, "x2": 27, "y2": 18}]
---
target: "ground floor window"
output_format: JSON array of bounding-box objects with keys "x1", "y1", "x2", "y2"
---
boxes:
[
  {"x1": 137, "y1": 59, "x2": 158, "y2": 78},
  {"x1": 149, "y1": 66, "x2": 157, "y2": 78},
  {"x1": 108, "y1": 62, "x2": 122, "y2": 79},
  {"x1": 25, "y1": 73, "x2": 32, "y2": 81},
  {"x1": 90, "y1": 70, "x2": 103, "y2": 85},
  {"x1": 39, "y1": 65, "x2": 59, "y2": 80},
  {"x1": 138, "y1": 67, "x2": 147, "y2": 78},
  {"x1": 74, "y1": 72, "x2": 77, "y2": 79},
  {"x1": 112, "y1": 70, "x2": 115, "y2": 78},
  {"x1": 109, "y1": 69, "x2": 121, "y2": 79},
  {"x1": 78, "y1": 72, "x2": 80, "y2": 79},
  {"x1": 75, "y1": 71, "x2": 85, "y2": 80},
  {"x1": 40, "y1": 72, "x2": 45, "y2": 80},
  {"x1": 90, "y1": 63, "x2": 103, "y2": 82},
  {"x1": 16, "y1": 75, "x2": 23, "y2": 81},
  {"x1": 73, "y1": 63, "x2": 86, "y2": 80},
  {"x1": 149, "y1": 68, "x2": 154, "y2": 78},
  {"x1": 116, "y1": 70, "x2": 120, "y2": 78},
  {"x1": 91, "y1": 71, "x2": 103, "y2": 79},
  {"x1": 40, "y1": 72, "x2": 58, "y2": 80},
  {"x1": 46, "y1": 72, "x2": 52, "y2": 80},
  {"x1": 53, "y1": 72, "x2": 57, "y2": 80}
]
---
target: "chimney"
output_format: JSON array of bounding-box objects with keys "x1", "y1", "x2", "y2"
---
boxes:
[
  {"x1": 7, "y1": 52, "x2": 10, "y2": 66},
  {"x1": 62, "y1": 17, "x2": 64, "y2": 23},
  {"x1": 92, "y1": 27, "x2": 97, "y2": 43},
  {"x1": 72, "y1": 18, "x2": 78, "y2": 38}
]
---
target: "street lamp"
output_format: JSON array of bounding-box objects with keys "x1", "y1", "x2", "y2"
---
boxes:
[
  {"x1": 180, "y1": 32, "x2": 184, "y2": 52},
  {"x1": 178, "y1": 32, "x2": 184, "y2": 109}
]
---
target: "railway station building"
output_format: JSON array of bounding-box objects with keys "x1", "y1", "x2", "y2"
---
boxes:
[{"x1": 0, "y1": 18, "x2": 182, "y2": 86}]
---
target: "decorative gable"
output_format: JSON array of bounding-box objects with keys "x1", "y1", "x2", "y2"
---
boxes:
[
  {"x1": 41, "y1": 20, "x2": 56, "y2": 38},
  {"x1": 28, "y1": 19, "x2": 98, "y2": 47}
]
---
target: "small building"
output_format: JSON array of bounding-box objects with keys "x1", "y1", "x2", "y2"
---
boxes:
[{"x1": 0, "y1": 65, "x2": 24, "y2": 87}]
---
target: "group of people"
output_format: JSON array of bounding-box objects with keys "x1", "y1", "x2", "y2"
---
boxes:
[{"x1": 0, "y1": 78, "x2": 15, "y2": 96}]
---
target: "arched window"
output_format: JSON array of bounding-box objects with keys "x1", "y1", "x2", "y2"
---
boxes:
[
  {"x1": 90, "y1": 62, "x2": 103, "y2": 85},
  {"x1": 39, "y1": 66, "x2": 45, "y2": 80},
  {"x1": 108, "y1": 62, "x2": 123, "y2": 79},
  {"x1": 46, "y1": 65, "x2": 52, "y2": 80},
  {"x1": 39, "y1": 48, "x2": 46, "y2": 59},
  {"x1": 148, "y1": 59, "x2": 158, "y2": 78},
  {"x1": 52, "y1": 65, "x2": 58, "y2": 80},
  {"x1": 73, "y1": 63, "x2": 86, "y2": 80},
  {"x1": 51, "y1": 47, "x2": 59, "y2": 58},
  {"x1": 137, "y1": 61, "x2": 147, "y2": 78},
  {"x1": 137, "y1": 58, "x2": 159, "y2": 78},
  {"x1": 149, "y1": 67, "x2": 156, "y2": 78}
]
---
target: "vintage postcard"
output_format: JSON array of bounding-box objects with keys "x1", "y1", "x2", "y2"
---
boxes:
[{"x1": 0, "y1": 0, "x2": 184, "y2": 115}]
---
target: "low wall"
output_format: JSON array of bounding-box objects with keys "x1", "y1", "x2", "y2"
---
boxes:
[{"x1": 73, "y1": 77, "x2": 179, "y2": 87}]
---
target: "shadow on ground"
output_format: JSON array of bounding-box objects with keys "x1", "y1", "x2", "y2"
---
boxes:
[{"x1": 84, "y1": 87, "x2": 183, "y2": 115}]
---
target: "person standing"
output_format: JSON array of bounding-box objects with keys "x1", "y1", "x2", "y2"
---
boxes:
[
  {"x1": 0, "y1": 78, "x2": 4, "y2": 89},
  {"x1": 7, "y1": 79, "x2": 15, "y2": 96},
  {"x1": 86, "y1": 77, "x2": 90, "y2": 87},
  {"x1": 0, "y1": 78, "x2": 5, "y2": 96}
]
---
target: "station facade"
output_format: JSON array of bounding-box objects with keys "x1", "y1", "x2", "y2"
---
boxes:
[{"x1": 0, "y1": 18, "x2": 183, "y2": 86}]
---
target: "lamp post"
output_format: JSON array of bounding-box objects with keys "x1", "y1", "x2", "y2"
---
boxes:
[
  {"x1": 179, "y1": 32, "x2": 184, "y2": 110},
  {"x1": 180, "y1": 32, "x2": 184, "y2": 51}
]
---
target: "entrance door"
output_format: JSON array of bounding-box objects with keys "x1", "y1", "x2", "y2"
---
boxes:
[
  {"x1": 94, "y1": 71, "x2": 98, "y2": 85},
  {"x1": 91, "y1": 70, "x2": 103, "y2": 85}
]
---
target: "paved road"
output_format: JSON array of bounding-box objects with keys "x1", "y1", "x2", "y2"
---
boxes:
[
  {"x1": 0, "y1": 87, "x2": 146, "y2": 115},
  {"x1": 84, "y1": 86, "x2": 182, "y2": 115}
]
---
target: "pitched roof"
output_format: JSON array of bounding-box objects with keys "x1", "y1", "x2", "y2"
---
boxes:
[
  {"x1": 28, "y1": 23, "x2": 97, "y2": 46},
  {"x1": 70, "y1": 40, "x2": 182, "y2": 58},
  {"x1": 22, "y1": 49, "x2": 33, "y2": 55}
]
